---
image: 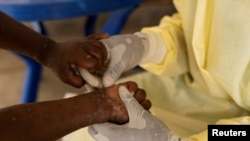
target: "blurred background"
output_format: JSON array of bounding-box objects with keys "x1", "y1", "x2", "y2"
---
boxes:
[{"x1": 0, "y1": 0, "x2": 176, "y2": 109}]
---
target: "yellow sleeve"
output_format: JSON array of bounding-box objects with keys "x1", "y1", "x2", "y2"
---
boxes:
[
  {"x1": 142, "y1": 0, "x2": 250, "y2": 111},
  {"x1": 139, "y1": 13, "x2": 188, "y2": 77}
]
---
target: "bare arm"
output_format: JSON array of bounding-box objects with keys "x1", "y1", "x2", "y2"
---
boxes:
[
  {"x1": 0, "y1": 81, "x2": 150, "y2": 141},
  {"x1": 0, "y1": 11, "x2": 55, "y2": 63},
  {"x1": 0, "y1": 91, "x2": 110, "y2": 141},
  {"x1": 0, "y1": 11, "x2": 109, "y2": 87}
]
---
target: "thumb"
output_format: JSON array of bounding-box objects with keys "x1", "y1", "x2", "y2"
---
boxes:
[
  {"x1": 79, "y1": 68, "x2": 103, "y2": 88},
  {"x1": 66, "y1": 73, "x2": 85, "y2": 88},
  {"x1": 102, "y1": 64, "x2": 124, "y2": 87},
  {"x1": 101, "y1": 44, "x2": 127, "y2": 87},
  {"x1": 118, "y1": 86, "x2": 146, "y2": 129}
]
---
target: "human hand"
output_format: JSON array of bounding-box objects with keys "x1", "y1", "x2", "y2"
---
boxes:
[
  {"x1": 42, "y1": 33, "x2": 109, "y2": 88},
  {"x1": 79, "y1": 33, "x2": 146, "y2": 88},
  {"x1": 88, "y1": 84, "x2": 175, "y2": 141},
  {"x1": 79, "y1": 32, "x2": 167, "y2": 89},
  {"x1": 103, "y1": 81, "x2": 151, "y2": 124},
  {"x1": 99, "y1": 34, "x2": 146, "y2": 87},
  {"x1": 85, "y1": 32, "x2": 166, "y2": 88}
]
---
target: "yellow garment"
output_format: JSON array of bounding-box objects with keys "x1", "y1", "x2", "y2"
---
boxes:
[
  {"x1": 63, "y1": 0, "x2": 250, "y2": 140},
  {"x1": 141, "y1": 0, "x2": 250, "y2": 109},
  {"x1": 134, "y1": 0, "x2": 250, "y2": 140}
]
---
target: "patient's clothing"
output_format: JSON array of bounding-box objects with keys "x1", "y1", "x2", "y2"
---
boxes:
[{"x1": 123, "y1": 0, "x2": 250, "y2": 140}]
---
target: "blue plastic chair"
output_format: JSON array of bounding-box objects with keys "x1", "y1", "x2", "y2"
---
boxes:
[{"x1": 0, "y1": 0, "x2": 144, "y2": 103}]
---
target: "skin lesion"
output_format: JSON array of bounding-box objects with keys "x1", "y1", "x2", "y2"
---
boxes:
[
  {"x1": 103, "y1": 81, "x2": 151, "y2": 124},
  {"x1": 0, "y1": 81, "x2": 150, "y2": 141}
]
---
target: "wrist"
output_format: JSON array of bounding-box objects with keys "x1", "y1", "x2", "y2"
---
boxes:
[
  {"x1": 37, "y1": 40, "x2": 58, "y2": 66},
  {"x1": 135, "y1": 32, "x2": 167, "y2": 64},
  {"x1": 98, "y1": 90, "x2": 118, "y2": 123},
  {"x1": 90, "y1": 89, "x2": 114, "y2": 123},
  {"x1": 91, "y1": 85, "x2": 129, "y2": 124}
]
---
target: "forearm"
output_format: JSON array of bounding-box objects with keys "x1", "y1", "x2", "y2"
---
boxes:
[
  {"x1": 0, "y1": 91, "x2": 110, "y2": 141},
  {"x1": 0, "y1": 11, "x2": 56, "y2": 63}
]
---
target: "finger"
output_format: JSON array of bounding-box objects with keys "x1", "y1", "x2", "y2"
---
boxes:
[
  {"x1": 51, "y1": 60, "x2": 84, "y2": 88},
  {"x1": 118, "y1": 86, "x2": 146, "y2": 129},
  {"x1": 133, "y1": 89, "x2": 146, "y2": 103},
  {"x1": 79, "y1": 68, "x2": 103, "y2": 88},
  {"x1": 76, "y1": 50, "x2": 98, "y2": 69},
  {"x1": 68, "y1": 64, "x2": 86, "y2": 87},
  {"x1": 68, "y1": 67, "x2": 85, "y2": 88},
  {"x1": 87, "y1": 33, "x2": 110, "y2": 40},
  {"x1": 80, "y1": 41, "x2": 107, "y2": 72},
  {"x1": 101, "y1": 42, "x2": 127, "y2": 87},
  {"x1": 126, "y1": 81, "x2": 138, "y2": 94},
  {"x1": 60, "y1": 70, "x2": 85, "y2": 88},
  {"x1": 85, "y1": 42, "x2": 106, "y2": 59},
  {"x1": 102, "y1": 63, "x2": 125, "y2": 87},
  {"x1": 118, "y1": 86, "x2": 145, "y2": 112},
  {"x1": 140, "y1": 99, "x2": 152, "y2": 110},
  {"x1": 88, "y1": 40, "x2": 108, "y2": 63},
  {"x1": 69, "y1": 75, "x2": 85, "y2": 88}
]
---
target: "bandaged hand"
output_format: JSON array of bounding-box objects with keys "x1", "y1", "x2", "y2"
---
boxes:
[{"x1": 88, "y1": 86, "x2": 181, "y2": 141}]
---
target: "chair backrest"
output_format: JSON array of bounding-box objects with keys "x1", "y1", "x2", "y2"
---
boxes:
[{"x1": 0, "y1": 0, "x2": 144, "y2": 21}]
